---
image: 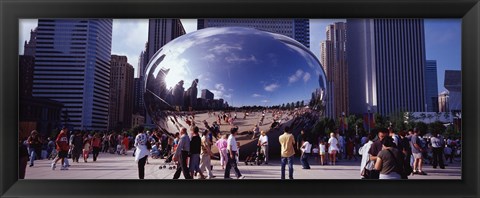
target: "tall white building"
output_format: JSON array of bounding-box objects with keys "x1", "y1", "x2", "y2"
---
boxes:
[
  {"x1": 32, "y1": 19, "x2": 112, "y2": 130},
  {"x1": 347, "y1": 19, "x2": 426, "y2": 116}
]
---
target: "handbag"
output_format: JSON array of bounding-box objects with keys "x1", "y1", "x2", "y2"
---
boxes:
[{"x1": 361, "y1": 160, "x2": 379, "y2": 179}]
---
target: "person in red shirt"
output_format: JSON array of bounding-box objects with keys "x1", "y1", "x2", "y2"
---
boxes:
[
  {"x1": 91, "y1": 133, "x2": 102, "y2": 161},
  {"x1": 52, "y1": 127, "x2": 70, "y2": 170},
  {"x1": 122, "y1": 133, "x2": 130, "y2": 155}
]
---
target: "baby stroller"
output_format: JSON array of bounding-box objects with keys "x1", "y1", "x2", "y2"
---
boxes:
[
  {"x1": 245, "y1": 146, "x2": 265, "y2": 165},
  {"x1": 159, "y1": 153, "x2": 177, "y2": 170}
]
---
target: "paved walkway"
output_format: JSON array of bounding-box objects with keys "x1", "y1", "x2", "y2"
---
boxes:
[{"x1": 25, "y1": 150, "x2": 461, "y2": 180}]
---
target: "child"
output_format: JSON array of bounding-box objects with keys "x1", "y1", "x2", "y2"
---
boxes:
[
  {"x1": 312, "y1": 145, "x2": 319, "y2": 163},
  {"x1": 83, "y1": 138, "x2": 91, "y2": 163},
  {"x1": 319, "y1": 140, "x2": 326, "y2": 165}
]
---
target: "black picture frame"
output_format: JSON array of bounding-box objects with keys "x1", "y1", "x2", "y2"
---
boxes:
[{"x1": 1, "y1": 0, "x2": 478, "y2": 197}]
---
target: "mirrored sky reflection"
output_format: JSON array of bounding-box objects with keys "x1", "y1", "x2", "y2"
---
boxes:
[{"x1": 145, "y1": 27, "x2": 326, "y2": 107}]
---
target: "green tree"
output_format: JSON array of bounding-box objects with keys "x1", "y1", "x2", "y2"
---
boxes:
[
  {"x1": 415, "y1": 122, "x2": 428, "y2": 136},
  {"x1": 428, "y1": 121, "x2": 446, "y2": 135}
]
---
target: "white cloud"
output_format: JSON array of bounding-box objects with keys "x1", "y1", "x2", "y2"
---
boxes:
[
  {"x1": 261, "y1": 100, "x2": 270, "y2": 103},
  {"x1": 209, "y1": 43, "x2": 242, "y2": 54},
  {"x1": 252, "y1": 94, "x2": 265, "y2": 98},
  {"x1": 202, "y1": 54, "x2": 216, "y2": 62},
  {"x1": 288, "y1": 69, "x2": 304, "y2": 84},
  {"x1": 223, "y1": 94, "x2": 232, "y2": 98},
  {"x1": 215, "y1": 83, "x2": 225, "y2": 91},
  {"x1": 303, "y1": 72, "x2": 311, "y2": 82},
  {"x1": 225, "y1": 54, "x2": 257, "y2": 64},
  {"x1": 264, "y1": 83, "x2": 279, "y2": 92}
]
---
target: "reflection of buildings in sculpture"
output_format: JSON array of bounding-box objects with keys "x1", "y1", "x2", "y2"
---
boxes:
[
  {"x1": 201, "y1": 89, "x2": 214, "y2": 100},
  {"x1": 444, "y1": 70, "x2": 461, "y2": 112},
  {"x1": 438, "y1": 91, "x2": 449, "y2": 112},
  {"x1": 172, "y1": 80, "x2": 185, "y2": 110},
  {"x1": 183, "y1": 79, "x2": 199, "y2": 110}
]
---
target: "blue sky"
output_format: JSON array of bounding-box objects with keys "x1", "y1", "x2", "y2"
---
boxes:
[{"x1": 19, "y1": 18, "x2": 461, "y2": 95}]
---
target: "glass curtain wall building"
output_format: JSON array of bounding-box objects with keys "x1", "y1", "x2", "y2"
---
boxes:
[{"x1": 32, "y1": 19, "x2": 113, "y2": 130}]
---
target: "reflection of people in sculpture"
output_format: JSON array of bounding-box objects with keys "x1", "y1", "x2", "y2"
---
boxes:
[{"x1": 183, "y1": 79, "x2": 199, "y2": 110}]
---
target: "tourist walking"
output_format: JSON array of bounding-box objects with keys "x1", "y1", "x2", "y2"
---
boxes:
[
  {"x1": 189, "y1": 126, "x2": 206, "y2": 179},
  {"x1": 359, "y1": 132, "x2": 376, "y2": 179},
  {"x1": 368, "y1": 128, "x2": 389, "y2": 179},
  {"x1": 82, "y1": 135, "x2": 91, "y2": 162},
  {"x1": 216, "y1": 134, "x2": 228, "y2": 169},
  {"x1": 430, "y1": 132, "x2": 445, "y2": 169},
  {"x1": 173, "y1": 128, "x2": 193, "y2": 179},
  {"x1": 200, "y1": 130, "x2": 215, "y2": 179},
  {"x1": 328, "y1": 132, "x2": 339, "y2": 165},
  {"x1": 134, "y1": 127, "x2": 149, "y2": 179},
  {"x1": 252, "y1": 124, "x2": 260, "y2": 139},
  {"x1": 300, "y1": 137, "x2": 312, "y2": 169},
  {"x1": 410, "y1": 129, "x2": 427, "y2": 175},
  {"x1": 51, "y1": 127, "x2": 70, "y2": 170},
  {"x1": 258, "y1": 131, "x2": 269, "y2": 164},
  {"x1": 91, "y1": 133, "x2": 102, "y2": 162},
  {"x1": 71, "y1": 131, "x2": 83, "y2": 163},
  {"x1": 374, "y1": 136, "x2": 405, "y2": 179},
  {"x1": 279, "y1": 126, "x2": 295, "y2": 179},
  {"x1": 27, "y1": 130, "x2": 42, "y2": 167},
  {"x1": 224, "y1": 127, "x2": 244, "y2": 179}
]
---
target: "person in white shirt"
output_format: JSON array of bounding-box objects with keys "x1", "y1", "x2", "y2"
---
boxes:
[
  {"x1": 258, "y1": 131, "x2": 269, "y2": 164},
  {"x1": 319, "y1": 140, "x2": 327, "y2": 165},
  {"x1": 359, "y1": 132, "x2": 376, "y2": 179},
  {"x1": 224, "y1": 127, "x2": 244, "y2": 179},
  {"x1": 328, "y1": 133, "x2": 339, "y2": 165},
  {"x1": 300, "y1": 137, "x2": 312, "y2": 169}
]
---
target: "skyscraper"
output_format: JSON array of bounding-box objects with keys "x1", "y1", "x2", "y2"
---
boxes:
[
  {"x1": 320, "y1": 22, "x2": 348, "y2": 119},
  {"x1": 425, "y1": 60, "x2": 439, "y2": 112},
  {"x1": 32, "y1": 19, "x2": 112, "y2": 130},
  {"x1": 444, "y1": 70, "x2": 461, "y2": 112},
  {"x1": 347, "y1": 19, "x2": 426, "y2": 116},
  {"x1": 109, "y1": 55, "x2": 135, "y2": 130},
  {"x1": 146, "y1": 19, "x2": 186, "y2": 61},
  {"x1": 197, "y1": 19, "x2": 310, "y2": 48}
]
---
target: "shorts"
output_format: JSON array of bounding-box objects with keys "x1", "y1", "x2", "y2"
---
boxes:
[
  {"x1": 412, "y1": 153, "x2": 422, "y2": 159},
  {"x1": 58, "y1": 150, "x2": 68, "y2": 158},
  {"x1": 319, "y1": 151, "x2": 326, "y2": 155}
]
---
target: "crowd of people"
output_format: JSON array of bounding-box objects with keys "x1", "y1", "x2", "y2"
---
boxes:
[{"x1": 20, "y1": 109, "x2": 460, "y2": 180}]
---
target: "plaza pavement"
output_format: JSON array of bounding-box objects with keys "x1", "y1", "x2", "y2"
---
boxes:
[{"x1": 24, "y1": 150, "x2": 461, "y2": 180}]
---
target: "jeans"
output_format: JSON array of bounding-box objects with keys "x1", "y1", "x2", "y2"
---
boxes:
[
  {"x1": 301, "y1": 153, "x2": 310, "y2": 169},
  {"x1": 224, "y1": 151, "x2": 242, "y2": 178},
  {"x1": 29, "y1": 150, "x2": 37, "y2": 166},
  {"x1": 281, "y1": 156, "x2": 294, "y2": 179},
  {"x1": 137, "y1": 155, "x2": 148, "y2": 179},
  {"x1": 189, "y1": 154, "x2": 202, "y2": 175}
]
